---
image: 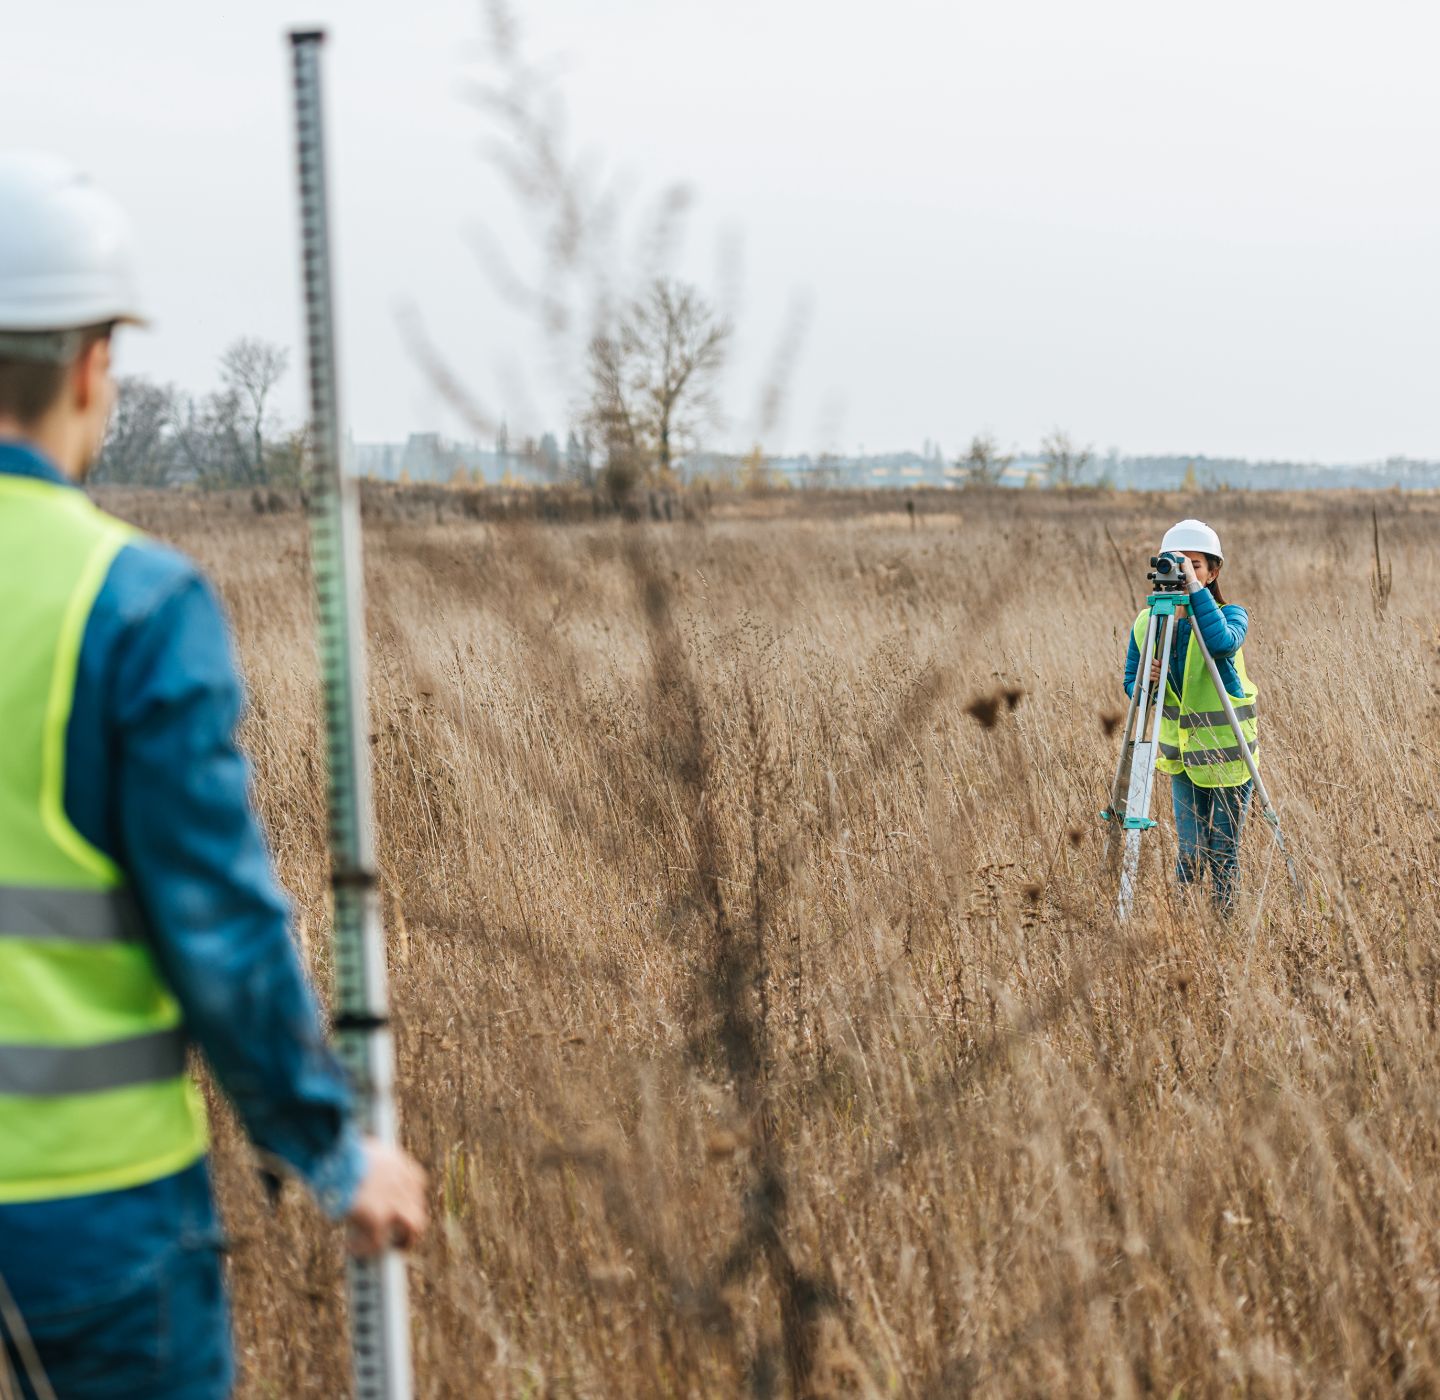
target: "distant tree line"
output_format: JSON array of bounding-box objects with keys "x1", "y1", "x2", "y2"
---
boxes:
[
  {"x1": 97, "y1": 274, "x2": 734, "y2": 500},
  {"x1": 489, "y1": 422, "x2": 594, "y2": 486},
  {"x1": 97, "y1": 312, "x2": 1125, "y2": 499},
  {"x1": 94, "y1": 336, "x2": 302, "y2": 489},
  {"x1": 953, "y1": 429, "x2": 1096, "y2": 489}
]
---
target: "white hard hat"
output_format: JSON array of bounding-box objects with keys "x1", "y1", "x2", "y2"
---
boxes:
[
  {"x1": 1160, "y1": 518, "x2": 1223, "y2": 561},
  {"x1": 0, "y1": 153, "x2": 145, "y2": 361}
]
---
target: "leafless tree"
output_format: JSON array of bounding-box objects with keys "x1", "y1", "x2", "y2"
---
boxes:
[
  {"x1": 585, "y1": 278, "x2": 730, "y2": 499},
  {"x1": 957, "y1": 433, "x2": 1012, "y2": 487},
  {"x1": 219, "y1": 337, "x2": 290, "y2": 483},
  {"x1": 94, "y1": 376, "x2": 179, "y2": 486},
  {"x1": 171, "y1": 388, "x2": 249, "y2": 487},
  {"x1": 88, "y1": 341, "x2": 297, "y2": 490},
  {"x1": 1040, "y1": 428, "x2": 1094, "y2": 489}
]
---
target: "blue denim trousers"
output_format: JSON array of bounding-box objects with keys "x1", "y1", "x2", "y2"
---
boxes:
[
  {"x1": 1171, "y1": 772, "x2": 1252, "y2": 915},
  {"x1": 0, "y1": 1162, "x2": 233, "y2": 1399}
]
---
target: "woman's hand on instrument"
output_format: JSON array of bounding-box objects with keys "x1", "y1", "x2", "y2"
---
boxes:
[{"x1": 1178, "y1": 554, "x2": 1199, "y2": 587}]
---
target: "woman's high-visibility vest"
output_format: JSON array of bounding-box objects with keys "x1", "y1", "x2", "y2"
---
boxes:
[
  {"x1": 0, "y1": 475, "x2": 207, "y2": 1202},
  {"x1": 1132, "y1": 603, "x2": 1258, "y2": 790}
]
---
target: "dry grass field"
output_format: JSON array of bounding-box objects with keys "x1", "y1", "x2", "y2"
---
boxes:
[{"x1": 101, "y1": 485, "x2": 1440, "y2": 1398}]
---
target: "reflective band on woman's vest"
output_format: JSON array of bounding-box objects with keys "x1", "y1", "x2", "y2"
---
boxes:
[
  {"x1": 0, "y1": 476, "x2": 207, "y2": 1203},
  {"x1": 1132, "y1": 604, "x2": 1259, "y2": 789}
]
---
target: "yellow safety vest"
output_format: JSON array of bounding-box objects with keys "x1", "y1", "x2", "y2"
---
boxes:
[
  {"x1": 1132, "y1": 603, "x2": 1258, "y2": 789},
  {"x1": 0, "y1": 475, "x2": 207, "y2": 1202}
]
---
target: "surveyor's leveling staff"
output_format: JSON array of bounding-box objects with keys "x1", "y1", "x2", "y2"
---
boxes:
[
  {"x1": 289, "y1": 30, "x2": 413, "y2": 1400},
  {"x1": 1101, "y1": 576, "x2": 1299, "y2": 921}
]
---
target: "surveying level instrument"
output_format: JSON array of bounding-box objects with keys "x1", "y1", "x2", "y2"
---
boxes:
[
  {"x1": 1100, "y1": 554, "x2": 1297, "y2": 921},
  {"x1": 289, "y1": 30, "x2": 413, "y2": 1400}
]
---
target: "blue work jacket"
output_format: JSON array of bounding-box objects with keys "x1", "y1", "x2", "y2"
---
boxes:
[
  {"x1": 0, "y1": 442, "x2": 364, "y2": 1320},
  {"x1": 1123, "y1": 586, "x2": 1250, "y2": 701}
]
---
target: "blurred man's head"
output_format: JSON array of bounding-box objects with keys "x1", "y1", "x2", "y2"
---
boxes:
[
  {"x1": 0, "y1": 155, "x2": 145, "y2": 478},
  {"x1": 0, "y1": 327, "x2": 117, "y2": 476}
]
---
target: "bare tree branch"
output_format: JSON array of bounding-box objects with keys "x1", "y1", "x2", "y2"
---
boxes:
[
  {"x1": 219, "y1": 336, "x2": 289, "y2": 483},
  {"x1": 1040, "y1": 427, "x2": 1094, "y2": 489},
  {"x1": 957, "y1": 432, "x2": 1013, "y2": 487}
]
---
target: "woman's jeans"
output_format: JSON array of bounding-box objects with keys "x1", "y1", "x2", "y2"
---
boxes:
[{"x1": 1171, "y1": 772, "x2": 1252, "y2": 915}]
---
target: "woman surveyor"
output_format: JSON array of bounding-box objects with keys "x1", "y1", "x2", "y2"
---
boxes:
[{"x1": 1122, "y1": 520, "x2": 1257, "y2": 916}]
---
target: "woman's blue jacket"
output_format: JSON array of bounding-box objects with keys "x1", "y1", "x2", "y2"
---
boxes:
[{"x1": 1123, "y1": 585, "x2": 1250, "y2": 701}]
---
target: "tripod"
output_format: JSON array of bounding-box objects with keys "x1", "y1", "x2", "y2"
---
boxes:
[{"x1": 1101, "y1": 583, "x2": 1295, "y2": 920}]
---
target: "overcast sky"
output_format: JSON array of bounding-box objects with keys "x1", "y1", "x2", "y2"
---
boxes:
[{"x1": 5, "y1": 1, "x2": 1436, "y2": 461}]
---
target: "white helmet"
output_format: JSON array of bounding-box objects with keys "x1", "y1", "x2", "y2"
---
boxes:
[
  {"x1": 0, "y1": 153, "x2": 146, "y2": 362},
  {"x1": 1160, "y1": 518, "x2": 1223, "y2": 561}
]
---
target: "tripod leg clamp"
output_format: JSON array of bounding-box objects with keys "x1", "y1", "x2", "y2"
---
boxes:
[{"x1": 1121, "y1": 816, "x2": 1156, "y2": 830}]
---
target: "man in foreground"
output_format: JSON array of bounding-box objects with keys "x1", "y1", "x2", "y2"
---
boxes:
[{"x1": 0, "y1": 153, "x2": 427, "y2": 1397}]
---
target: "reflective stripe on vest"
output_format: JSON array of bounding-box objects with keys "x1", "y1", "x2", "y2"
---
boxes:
[
  {"x1": 1183, "y1": 743, "x2": 1250, "y2": 765},
  {"x1": 0, "y1": 475, "x2": 207, "y2": 1202},
  {"x1": 0, "y1": 886, "x2": 145, "y2": 943},
  {"x1": 0, "y1": 1028, "x2": 186, "y2": 1096},
  {"x1": 1180, "y1": 703, "x2": 1256, "y2": 730}
]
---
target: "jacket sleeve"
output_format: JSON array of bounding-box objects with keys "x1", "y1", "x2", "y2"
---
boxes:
[
  {"x1": 110, "y1": 567, "x2": 366, "y2": 1219},
  {"x1": 1187, "y1": 587, "x2": 1248, "y2": 659},
  {"x1": 1123, "y1": 628, "x2": 1139, "y2": 699}
]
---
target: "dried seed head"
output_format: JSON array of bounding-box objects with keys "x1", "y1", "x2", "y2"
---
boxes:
[{"x1": 965, "y1": 695, "x2": 1000, "y2": 728}]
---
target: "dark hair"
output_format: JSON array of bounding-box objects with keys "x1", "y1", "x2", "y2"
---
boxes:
[
  {"x1": 0, "y1": 325, "x2": 112, "y2": 426},
  {"x1": 1204, "y1": 553, "x2": 1226, "y2": 606}
]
